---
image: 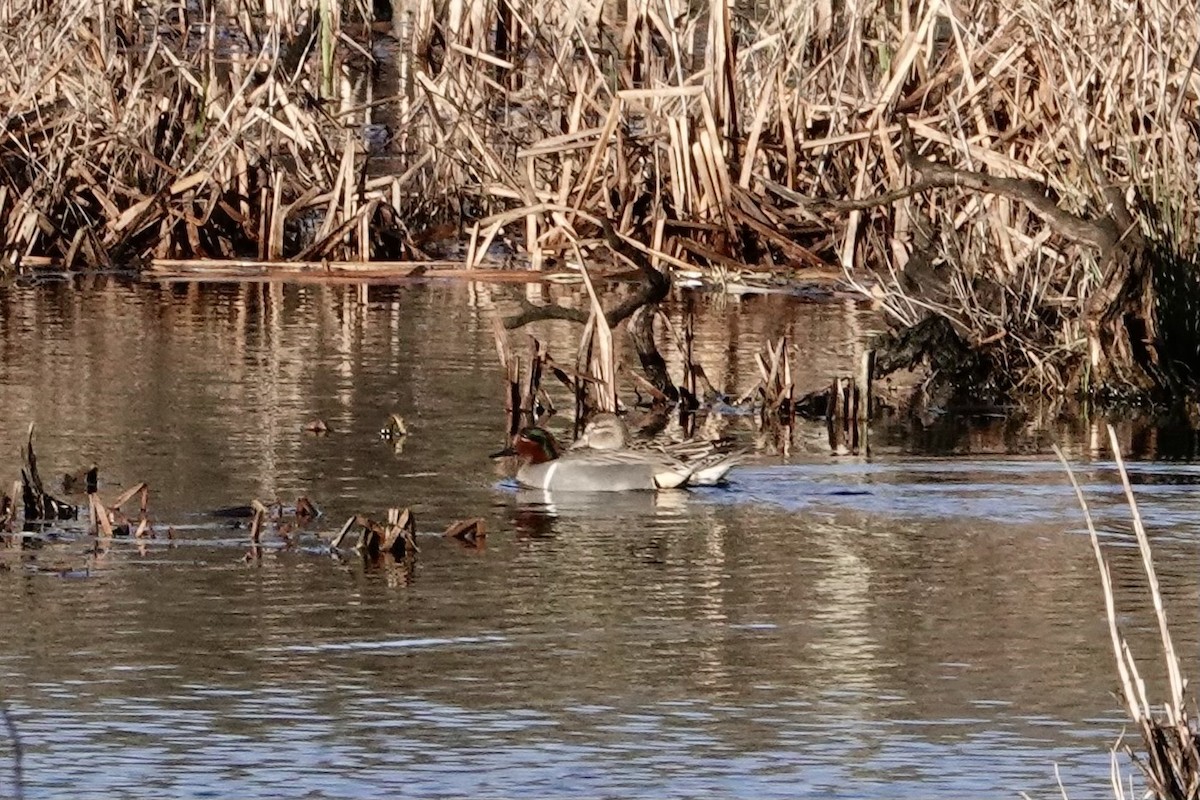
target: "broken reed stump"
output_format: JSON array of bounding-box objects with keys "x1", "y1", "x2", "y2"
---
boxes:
[
  {"x1": 495, "y1": 319, "x2": 523, "y2": 436},
  {"x1": 332, "y1": 508, "x2": 417, "y2": 561},
  {"x1": 329, "y1": 512, "x2": 486, "y2": 560},
  {"x1": 0, "y1": 493, "x2": 15, "y2": 534},
  {"x1": 496, "y1": 218, "x2": 675, "y2": 423},
  {"x1": 494, "y1": 279, "x2": 707, "y2": 441},
  {"x1": 444, "y1": 518, "x2": 486, "y2": 549},
  {"x1": 243, "y1": 500, "x2": 268, "y2": 562},
  {"x1": 492, "y1": 321, "x2": 571, "y2": 437},
  {"x1": 753, "y1": 338, "x2": 794, "y2": 421},
  {"x1": 739, "y1": 338, "x2": 875, "y2": 455},
  {"x1": 857, "y1": 351, "x2": 875, "y2": 424},
  {"x1": 294, "y1": 496, "x2": 321, "y2": 521},
  {"x1": 805, "y1": 368, "x2": 873, "y2": 456},
  {"x1": 494, "y1": 318, "x2": 537, "y2": 436},
  {"x1": 378, "y1": 508, "x2": 418, "y2": 559},
  {"x1": 21, "y1": 425, "x2": 76, "y2": 522},
  {"x1": 88, "y1": 480, "x2": 153, "y2": 540},
  {"x1": 826, "y1": 377, "x2": 859, "y2": 456},
  {"x1": 231, "y1": 497, "x2": 322, "y2": 558}
]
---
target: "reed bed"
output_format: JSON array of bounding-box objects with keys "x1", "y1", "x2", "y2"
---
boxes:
[{"x1": 2, "y1": 0, "x2": 1198, "y2": 395}]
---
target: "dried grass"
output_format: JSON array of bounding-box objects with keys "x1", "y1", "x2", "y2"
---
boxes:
[
  {"x1": 1, "y1": 0, "x2": 1198, "y2": 393},
  {"x1": 1057, "y1": 427, "x2": 1200, "y2": 800}
]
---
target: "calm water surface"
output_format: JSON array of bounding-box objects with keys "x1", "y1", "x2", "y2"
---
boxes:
[{"x1": 0, "y1": 278, "x2": 1193, "y2": 799}]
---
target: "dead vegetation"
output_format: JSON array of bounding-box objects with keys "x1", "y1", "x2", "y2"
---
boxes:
[
  {"x1": 1057, "y1": 428, "x2": 1200, "y2": 799},
  {"x1": 0, "y1": 421, "x2": 479, "y2": 581},
  {"x1": 0, "y1": 423, "x2": 161, "y2": 567},
  {"x1": 330, "y1": 507, "x2": 418, "y2": 560},
  {"x1": 2, "y1": 0, "x2": 1199, "y2": 399}
]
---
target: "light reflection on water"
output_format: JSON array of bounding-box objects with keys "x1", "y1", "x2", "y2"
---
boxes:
[{"x1": 0, "y1": 279, "x2": 1190, "y2": 798}]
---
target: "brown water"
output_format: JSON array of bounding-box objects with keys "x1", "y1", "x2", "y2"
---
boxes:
[{"x1": 0, "y1": 277, "x2": 1194, "y2": 799}]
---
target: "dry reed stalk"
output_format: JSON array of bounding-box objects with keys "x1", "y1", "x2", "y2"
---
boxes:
[
  {"x1": 330, "y1": 516, "x2": 357, "y2": 549},
  {"x1": 89, "y1": 495, "x2": 115, "y2": 540},
  {"x1": 1055, "y1": 427, "x2": 1200, "y2": 799},
  {"x1": 0, "y1": 0, "x2": 413, "y2": 268},
  {"x1": 380, "y1": 507, "x2": 417, "y2": 558},
  {"x1": 248, "y1": 499, "x2": 269, "y2": 546},
  {"x1": 578, "y1": 262, "x2": 616, "y2": 413}
]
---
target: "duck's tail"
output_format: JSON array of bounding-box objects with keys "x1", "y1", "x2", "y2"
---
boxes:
[{"x1": 684, "y1": 449, "x2": 746, "y2": 486}]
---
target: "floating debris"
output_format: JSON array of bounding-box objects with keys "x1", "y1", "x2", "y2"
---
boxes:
[
  {"x1": 380, "y1": 414, "x2": 408, "y2": 439},
  {"x1": 304, "y1": 419, "x2": 330, "y2": 434},
  {"x1": 443, "y1": 518, "x2": 486, "y2": 549}
]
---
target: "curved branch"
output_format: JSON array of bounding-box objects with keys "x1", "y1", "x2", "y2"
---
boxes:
[
  {"x1": 896, "y1": 119, "x2": 1125, "y2": 254},
  {"x1": 502, "y1": 217, "x2": 669, "y2": 330},
  {"x1": 769, "y1": 118, "x2": 1135, "y2": 257}
]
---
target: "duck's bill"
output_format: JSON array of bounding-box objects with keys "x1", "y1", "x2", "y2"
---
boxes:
[{"x1": 489, "y1": 446, "x2": 517, "y2": 459}]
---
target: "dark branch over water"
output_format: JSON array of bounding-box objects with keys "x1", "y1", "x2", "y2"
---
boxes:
[{"x1": 502, "y1": 219, "x2": 670, "y2": 331}]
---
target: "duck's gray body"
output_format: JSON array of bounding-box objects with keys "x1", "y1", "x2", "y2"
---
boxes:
[
  {"x1": 515, "y1": 449, "x2": 689, "y2": 491},
  {"x1": 569, "y1": 413, "x2": 742, "y2": 487}
]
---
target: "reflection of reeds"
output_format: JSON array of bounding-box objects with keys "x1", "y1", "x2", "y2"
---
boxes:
[
  {"x1": 1056, "y1": 427, "x2": 1200, "y2": 799},
  {"x1": 737, "y1": 337, "x2": 873, "y2": 455}
]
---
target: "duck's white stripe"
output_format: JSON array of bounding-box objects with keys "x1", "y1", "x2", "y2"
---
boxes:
[{"x1": 542, "y1": 460, "x2": 560, "y2": 489}]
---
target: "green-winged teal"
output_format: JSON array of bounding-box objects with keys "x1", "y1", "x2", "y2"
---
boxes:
[
  {"x1": 570, "y1": 413, "x2": 742, "y2": 486},
  {"x1": 493, "y1": 426, "x2": 701, "y2": 491}
]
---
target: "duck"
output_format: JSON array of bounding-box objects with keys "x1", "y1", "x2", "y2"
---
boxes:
[
  {"x1": 570, "y1": 412, "x2": 742, "y2": 486},
  {"x1": 492, "y1": 426, "x2": 700, "y2": 491}
]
